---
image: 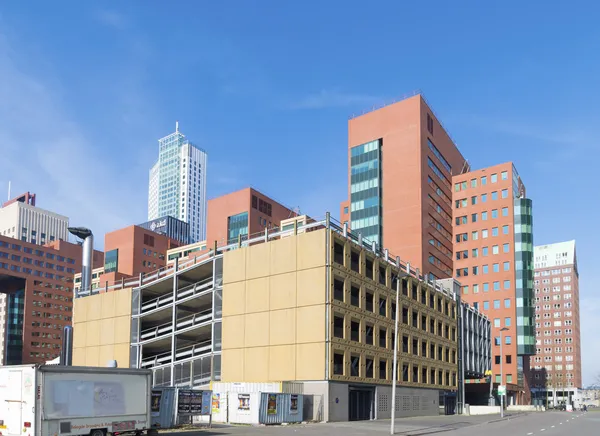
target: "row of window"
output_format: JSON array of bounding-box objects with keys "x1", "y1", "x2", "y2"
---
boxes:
[
  {"x1": 457, "y1": 261, "x2": 511, "y2": 277},
  {"x1": 333, "y1": 279, "x2": 457, "y2": 332},
  {"x1": 332, "y1": 351, "x2": 456, "y2": 386},
  {"x1": 534, "y1": 268, "x2": 572, "y2": 277},
  {"x1": 535, "y1": 284, "x2": 572, "y2": 291},
  {"x1": 0, "y1": 242, "x2": 74, "y2": 263},
  {"x1": 464, "y1": 280, "x2": 512, "y2": 294},
  {"x1": 456, "y1": 230, "x2": 511, "y2": 244},
  {"x1": 0, "y1": 262, "x2": 73, "y2": 281},
  {"x1": 31, "y1": 321, "x2": 64, "y2": 330},
  {"x1": 535, "y1": 311, "x2": 573, "y2": 320},
  {"x1": 455, "y1": 190, "x2": 510, "y2": 209},
  {"x1": 454, "y1": 171, "x2": 509, "y2": 191},
  {"x1": 456, "y1": 207, "x2": 510, "y2": 225},
  {"x1": 534, "y1": 347, "x2": 575, "y2": 355},
  {"x1": 536, "y1": 320, "x2": 574, "y2": 328},
  {"x1": 333, "y1": 314, "x2": 456, "y2": 362}
]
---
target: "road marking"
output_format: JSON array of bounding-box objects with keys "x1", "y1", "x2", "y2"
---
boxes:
[
  {"x1": 540, "y1": 429, "x2": 545, "y2": 432},
  {"x1": 560, "y1": 423, "x2": 563, "y2": 425},
  {"x1": 527, "y1": 433, "x2": 533, "y2": 435},
  {"x1": 551, "y1": 426, "x2": 555, "y2": 428}
]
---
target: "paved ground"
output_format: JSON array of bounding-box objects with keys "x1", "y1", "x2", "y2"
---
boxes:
[{"x1": 158, "y1": 410, "x2": 600, "y2": 436}]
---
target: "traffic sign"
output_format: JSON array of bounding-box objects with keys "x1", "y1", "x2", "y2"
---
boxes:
[{"x1": 498, "y1": 385, "x2": 506, "y2": 395}]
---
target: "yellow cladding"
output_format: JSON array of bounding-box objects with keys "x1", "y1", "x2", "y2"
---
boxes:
[
  {"x1": 73, "y1": 288, "x2": 133, "y2": 367},
  {"x1": 222, "y1": 229, "x2": 327, "y2": 382},
  {"x1": 223, "y1": 227, "x2": 458, "y2": 389}
]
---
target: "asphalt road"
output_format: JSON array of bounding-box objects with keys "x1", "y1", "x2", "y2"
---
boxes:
[{"x1": 161, "y1": 411, "x2": 598, "y2": 436}]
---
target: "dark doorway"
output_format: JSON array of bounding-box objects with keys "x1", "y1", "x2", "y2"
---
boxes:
[{"x1": 349, "y1": 386, "x2": 374, "y2": 421}]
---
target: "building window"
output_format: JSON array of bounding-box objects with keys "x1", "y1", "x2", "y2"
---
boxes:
[
  {"x1": 502, "y1": 207, "x2": 509, "y2": 217},
  {"x1": 501, "y1": 171, "x2": 508, "y2": 180},
  {"x1": 503, "y1": 243, "x2": 509, "y2": 253},
  {"x1": 493, "y1": 281, "x2": 500, "y2": 291},
  {"x1": 504, "y1": 299, "x2": 511, "y2": 308},
  {"x1": 483, "y1": 283, "x2": 489, "y2": 292},
  {"x1": 491, "y1": 191, "x2": 498, "y2": 201},
  {"x1": 491, "y1": 173, "x2": 498, "y2": 183},
  {"x1": 491, "y1": 209, "x2": 498, "y2": 219},
  {"x1": 427, "y1": 113, "x2": 434, "y2": 135},
  {"x1": 482, "y1": 211, "x2": 488, "y2": 221},
  {"x1": 481, "y1": 176, "x2": 487, "y2": 185},
  {"x1": 494, "y1": 318, "x2": 500, "y2": 327},
  {"x1": 333, "y1": 353, "x2": 344, "y2": 375},
  {"x1": 472, "y1": 231, "x2": 478, "y2": 240},
  {"x1": 471, "y1": 196, "x2": 477, "y2": 205},
  {"x1": 505, "y1": 317, "x2": 511, "y2": 327},
  {"x1": 492, "y1": 245, "x2": 499, "y2": 255},
  {"x1": 493, "y1": 263, "x2": 499, "y2": 273},
  {"x1": 503, "y1": 261, "x2": 510, "y2": 271},
  {"x1": 502, "y1": 189, "x2": 508, "y2": 199},
  {"x1": 503, "y1": 280, "x2": 511, "y2": 289},
  {"x1": 227, "y1": 212, "x2": 249, "y2": 244},
  {"x1": 471, "y1": 178, "x2": 477, "y2": 188},
  {"x1": 492, "y1": 227, "x2": 498, "y2": 237},
  {"x1": 104, "y1": 249, "x2": 119, "y2": 273},
  {"x1": 503, "y1": 225, "x2": 509, "y2": 235}
]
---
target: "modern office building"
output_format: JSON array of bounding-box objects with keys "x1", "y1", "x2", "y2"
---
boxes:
[
  {"x1": 206, "y1": 187, "x2": 298, "y2": 246},
  {"x1": 0, "y1": 192, "x2": 69, "y2": 244},
  {"x1": 148, "y1": 122, "x2": 208, "y2": 243},
  {"x1": 530, "y1": 240, "x2": 581, "y2": 406},
  {"x1": 0, "y1": 237, "x2": 103, "y2": 365},
  {"x1": 73, "y1": 224, "x2": 181, "y2": 295},
  {"x1": 73, "y1": 214, "x2": 469, "y2": 421},
  {"x1": 340, "y1": 94, "x2": 468, "y2": 281},
  {"x1": 452, "y1": 162, "x2": 535, "y2": 404},
  {"x1": 139, "y1": 215, "x2": 191, "y2": 245}
]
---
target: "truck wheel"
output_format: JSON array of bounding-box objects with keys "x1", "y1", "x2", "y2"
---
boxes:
[{"x1": 89, "y1": 430, "x2": 106, "y2": 436}]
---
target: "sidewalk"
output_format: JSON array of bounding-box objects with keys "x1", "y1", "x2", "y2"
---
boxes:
[{"x1": 160, "y1": 412, "x2": 529, "y2": 436}]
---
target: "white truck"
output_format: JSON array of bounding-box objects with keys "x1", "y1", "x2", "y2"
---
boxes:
[{"x1": 0, "y1": 365, "x2": 156, "y2": 436}]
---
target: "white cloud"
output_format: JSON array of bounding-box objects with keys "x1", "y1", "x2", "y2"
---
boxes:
[
  {"x1": 0, "y1": 30, "x2": 147, "y2": 249},
  {"x1": 95, "y1": 9, "x2": 128, "y2": 30},
  {"x1": 288, "y1": 88, "x2": 381, "y2": 110}
]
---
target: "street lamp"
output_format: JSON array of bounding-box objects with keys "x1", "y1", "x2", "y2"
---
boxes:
[
  {"x1": 391, "y1": 261, "x2": 409, "y2": 435},
  {"x1": 500, "y1": 327, "x2": 509, "y2": 418}
]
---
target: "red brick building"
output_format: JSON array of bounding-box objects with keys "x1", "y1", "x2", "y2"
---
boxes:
[{"x1": 0, "y1": 237, "x2": 103, "y2": 364}]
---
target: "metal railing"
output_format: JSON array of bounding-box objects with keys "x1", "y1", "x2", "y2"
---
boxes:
[
  {"x1": 78, "y1": 212, "x2": 455, "y2": 300},
  {"x1": 139, "y1": 309, "x2": 212, "y2": 343}
]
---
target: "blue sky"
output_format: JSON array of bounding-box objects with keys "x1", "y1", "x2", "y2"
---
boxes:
[{"x1": 0, "y1": 1, "x2": 598, "y2": 384}]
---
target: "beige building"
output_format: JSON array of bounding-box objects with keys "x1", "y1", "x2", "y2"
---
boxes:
[{"x1": 72, "y1": 215, "x2": 459, "y2": 421}]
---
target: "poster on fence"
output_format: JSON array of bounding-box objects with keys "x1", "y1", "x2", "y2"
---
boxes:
[
  {"x1": 238, "y1": 394, "x2": 250, "y2": 411},
  {"x1": 178, "y1": 390, "x2": 191, "y2": 414},
  {"x1": 212, "y1": 393, "x2": 220, "y2": 413},
  {"x1": 189, "y1": 391, "x2": 203, "y2": 414},
  {"x1": 267, "y1": 394, "x2": 277, "y2": 415},
  {"x1": 290, "y1": 394, "x2": 298, "y2": 414},
  {"x1": 151, "y1": 391, "x2": 162, "y2": 416}
]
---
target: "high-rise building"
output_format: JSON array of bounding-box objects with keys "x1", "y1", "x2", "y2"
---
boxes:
[
  {"x1": 0, "y1": 192, "x2": 69, "y2": 244},
  {"x1": 148, "y1": 122, "x2": 207, "y2": 243},
  {"x1": 0, "y1": 237, "x2": 103, "y2": 365},
  {"x1": 530, "y1": 240, "x2": 581, "y2": 406},
  {"x1": 452, "y1": 162, "x2": 535, "y2": 404},
  {"x1": 340, "y1": 94, "x2": 468, "y2": 280}
]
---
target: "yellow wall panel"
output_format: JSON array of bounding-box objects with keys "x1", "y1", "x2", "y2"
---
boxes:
[
  {"x1": 98, "y1": 344, "x2": 115, "y2": 364},
  {"x1": 296, "y1": 305, "x2": 325, "y2": 344},
  {"x1": 223, "y1": 248, "x2": 246, "y2": 284},
  {"x1": 296, "y1": 266, "x2": 326, "y2": 307},
  {"x1": 244, "y1": 312, "x2": 269, "y2": 347},
  {"x1": 269, "y1": 345, "x2": 296, "y2": 381},
  {"x1": 114, "y1": 343, "x2": 131, "y2": 367},
  {"x1": 85, "y1": 346, "x2": 99, "y2": 367},
  {"x1": 100, "y1": 292, "x2": 115, "y2": 320},
  {"x1": 244, "y1": 347, "x2": 269, "y2": 381},
  {"x1": 269, "y1": 272, "x2": 297, "y2": 311},
  {"x1": 73, "y1": 348, "x2": 85, "y2": 366},
  {"x1": 99, "y1": 318, "x2": 116, "y2": 346},
  {"x1": 296, "y1": 230, "x2": 326, "y2": 271},
  {"x1": 221, "y1": 349, "x2": 245, "y2": 381},
  {"x1": 270, "y1": 237, "x2": 297, "y2": 275},
  {"x1": 114, "y1": 289, "x2": 133, "y2": 317},
  {"x1": 222, "y1": 314, "x2": 245, "y2": 350},
  {"x1": 222, "y1": 281, "x2": 246, "y2": 316},
  {"x1": 73, "y1": 326, "x2": 86, "y2": 348},
  {"x1": 86, "y1": 320, "x2": 100, "y2": 347},
  {"x1": 246, "y1": 242, "x2": 270, "y2": 280},
  {"x1": 74, "y1": 299, "x2": 87, "y2": 322},
  {"x1": 269, "y1": 309, "x2": 296, "y2": 346},
  {"x1": 296, "y1": 343, "x2": 325, "y2": 380},
  {"x1": 245, "y1": 277, "x2": 269, "y2": 314},
  {"x1": 113, "y1": 316, "x2": 131, "y2": 344}
]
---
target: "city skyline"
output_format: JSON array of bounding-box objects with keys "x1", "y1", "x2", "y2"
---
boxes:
[{"x1": 0, "y1": 1, "x2": 598, "y2": 385}]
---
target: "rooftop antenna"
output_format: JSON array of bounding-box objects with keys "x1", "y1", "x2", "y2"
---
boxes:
[
  {"x1": 7, "y1": 181, "x2": 10, "y2": 201},
  {"x1": 176, "y1": 120, "x2": 179, "y2": 133}
]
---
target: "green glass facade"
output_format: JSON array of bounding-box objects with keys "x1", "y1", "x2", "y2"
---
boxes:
[
  {"x1": 514, "y1": 197, "x2": 535, "y2": 356},
  {"x1": 350, "y1": 139, "x2": 382, "y2": 246},
  {"x1": 104, "y1": 249, "x2": 119, "y2": 273},
  {"x1": 6, "y1": 289, "x2": 25, "y2": 364},
  {"x1": 227, "y1": 212, "x2": 249, "y2": 244}
]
